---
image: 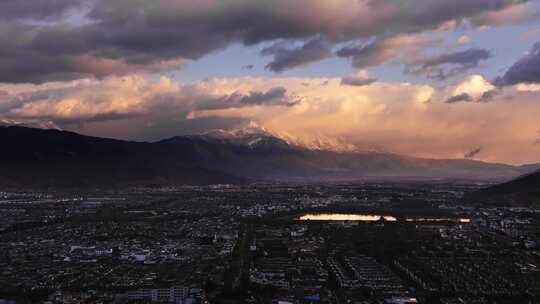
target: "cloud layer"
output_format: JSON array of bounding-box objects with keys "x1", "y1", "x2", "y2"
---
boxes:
[
  {"x1": 0, "y1": 0, "x2": 532, "y2": 83},
  {"x1": 2, "y1": 74, "x2": 540, "y2": 164}
]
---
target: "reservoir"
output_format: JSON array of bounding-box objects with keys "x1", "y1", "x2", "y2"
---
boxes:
[
  {"x1": 299, "y1": 213, "x2": 397, "y2": 221},
  {"x1": 298, "y1": 213, "x2": 470, "y2": 223}
]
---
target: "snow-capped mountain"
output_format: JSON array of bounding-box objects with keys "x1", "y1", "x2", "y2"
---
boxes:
[
  {"x1": 1, "y1": 124, "x2": 538, "y2": 188},
  {"x1": 0, "y1": 119, "x2": 61, "y2": 131},
  {"x1": 198, "y1": 124, "x2": 370, "y2": 153},
  {"x1": 196, "y1": 125, "x2": 291, "y2": 150}
]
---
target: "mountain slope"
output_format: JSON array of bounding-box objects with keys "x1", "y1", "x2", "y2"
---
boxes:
[
  {"x1": 0, "y1": 125, "x2": 537, "y2": 188},
  {"x1": 465, "y1": 171, "x2": 540, "y2": 206},
  {"x1": 0, "y1": 126, "x2": 243, "y2": 187}
]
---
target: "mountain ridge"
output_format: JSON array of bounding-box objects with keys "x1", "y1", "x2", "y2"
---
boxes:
[
  {"x1": 465, "y1": 170, "x2": 540, "y2": 207},
  {"x1": 0, "y1": 125, "x2": 538, "y2": 189}
]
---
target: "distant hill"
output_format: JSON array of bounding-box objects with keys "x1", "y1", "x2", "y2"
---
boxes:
[
  {"x1": 465, "y1": 171, "x2": 540, "y2": 207},
  {"x1": 0, "y1": 125, "x2": 538, "y2": 189}
]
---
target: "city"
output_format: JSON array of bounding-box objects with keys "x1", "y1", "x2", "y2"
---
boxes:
[{"x1": 1, "y1": 183, "x2": 538, "y2": 303}]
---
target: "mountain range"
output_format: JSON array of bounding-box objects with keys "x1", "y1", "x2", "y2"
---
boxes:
[{"x1": 0, "y1": 125, "x2": 539, "y2": 189}]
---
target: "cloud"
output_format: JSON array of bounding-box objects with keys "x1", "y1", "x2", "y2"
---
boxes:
[
  {"x1": 341, "y1": 77, "x2": 377, "y2": 87},
  {"x1": 0, "y1": 0, "x2": 84, "y2": 21},
  {"x1": 515, "y1": 83, "x2": 540, "y2": 92},
  {"x1": 446, "y1": 93, "x2": 473, "y2": 103},
  {"x1": 478, "y1": 89, "x2": 500, "y2": 102},
  {"x1": 447, "y1": 90, "x2": 500, "y2": 104},
  {"x1": 240, "y1": 87, "x2": 291, "y2": 105},
  {"x1": 464, "y1": 147, "x2": 482, "y2": 159},
  {"x1": 0, "y1": 0, "x2": 529, "y2": 83},
  {"x1": 409, "y1": 0, "x2": 524, "y2": 27},
  {"x1": 408, "y1": 48, "x2": 492, "y2": 80},
  {"x1": 2, "y1": 74, "x2": 540, "y2": 164},
  {"x1": 519, "y1": 28, "x2": 540, "y2": 41},
  {"x1": 444, "y1": 75, "x2": 500, "y2": 103},
  {"x1": 188, "y1": 76, "x2": 540, "y2": 164},
  {"x1": 195, "y1": 87, "x2": 299, "y2": 110},
  {"x1": 472, "y1": 2, "x2": 537, "y2": 26},
  {"x1": 262, "y1": 37, "x2": 332, "y2": 72},
  {"x1": 452, "y1": 74, "x2": 497, "y2": 97},
  {"x1": 496, "y1": 41, "x2": 540, "y2": 86},
  {"x1": 336, "y1": 35, "x2": 433, "y2": 68},
  {"x1": 0, "y1": 77, "x2": 299, "y2": 123},
  {"x1": 341, "y1": 70, "x2": 377, "y2": 86},
  {"x1": 457, "y1": 35, "x2": 471, "y2": 45}
]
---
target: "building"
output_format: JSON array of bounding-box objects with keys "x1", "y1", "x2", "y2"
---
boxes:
[{"x1": 125, "y1": 286, "x2": 201, "y2": 303}]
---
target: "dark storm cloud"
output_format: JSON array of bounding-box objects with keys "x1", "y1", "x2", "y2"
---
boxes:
[
  {"x1": 262, "y1": 37, "x2": 332, "y2": 72},
  {"x1": 335, "y1": 41, "x2": 376, "y2": 68},
  {"x1": 240, "y1": 87, "x2": 289, "y2": 105},
  {"x1": 196, "y1": 87, "x2": 298, "y2": 110},
  {"x1": 0, "y1": 0, "x2": 529, "y2": 83},
  {"x1": 336, "y1": 35, "x2": 433, "y2": 68},
  {"x1": 464, "y1": 147, "x2": 482, "y2": 159},
  {"x1": 0, "y1": 0, "x2": 84, "y2": 21},
  {"x1": 410, "y1": 48, "x2": 492, "y2": 80},
  {"x1": 340, "y1": 76, "x2": 377, "y2": 87},
  {"x1": 421, "y1": 48, "x2": 492, "y2": 69},
  {"x1": 0, "y1": 21, "x2": 184, "y2": 83},
  {"x1": 335, "y1": 39, "x2": 388, "y2": 68},
  {"x1": 446, "y1": 93, "x2": 473, "y2": 103},
  {"x1": 478, "y1": 89, "x2": 500, "y2": 102},
  {"x1": 496, "y1": 41, "x2": 540, "y2": 86},
  {"x1": 410, "y1": 0, "x2": 518, "y2": 27}
]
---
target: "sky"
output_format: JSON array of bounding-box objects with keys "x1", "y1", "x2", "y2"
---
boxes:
[{"x1": 2, "y1": 0, "x2": 540, "y2": 165}]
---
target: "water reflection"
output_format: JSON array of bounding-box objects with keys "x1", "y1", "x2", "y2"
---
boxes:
[
  {"x1": 405, "y1": 218, "x2": 470, "y2": 223},
  {"x1": 298, "y1": 213, "x2": 470, "y2": 223},
  {"x1": 299, "y1": 214, "x2": 397, "y2": 221}
]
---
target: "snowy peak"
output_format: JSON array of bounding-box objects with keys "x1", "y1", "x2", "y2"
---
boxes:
[
  {"x1": 199, "y1": 126, "x2": 367, "y2": 153},
  {"x1": 202, "y1": 123, "x2": 366, "y2": 153},
  {"x1": 196, "y1": 124, "x2": 291, "y2": 150},
  {"x1": 0, "y1": 119, "x2": 61, "y2": 131},
  {"x1": 198, "y1": 127, "x2": 290, "y2": 150},
  {"x1": 1, "y1": 125, "x2": 537, "y2": 188},
  {"x1": 281, "y1": 135, "x2": 361, "y2": 153},
  {"x1": 201, "y1": 123, "x2": 273, "y2": 139}
]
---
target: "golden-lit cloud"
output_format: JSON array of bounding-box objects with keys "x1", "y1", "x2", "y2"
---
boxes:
[
  {"x1": 1, "y1": 74, "x2": 540, "y2": 165},
  {"x1": 186, "y1": 75, "x2": 540, "y2": 165},
  {"x1": 473, "y1": 2, "x2": 537, "y2": 26}
]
